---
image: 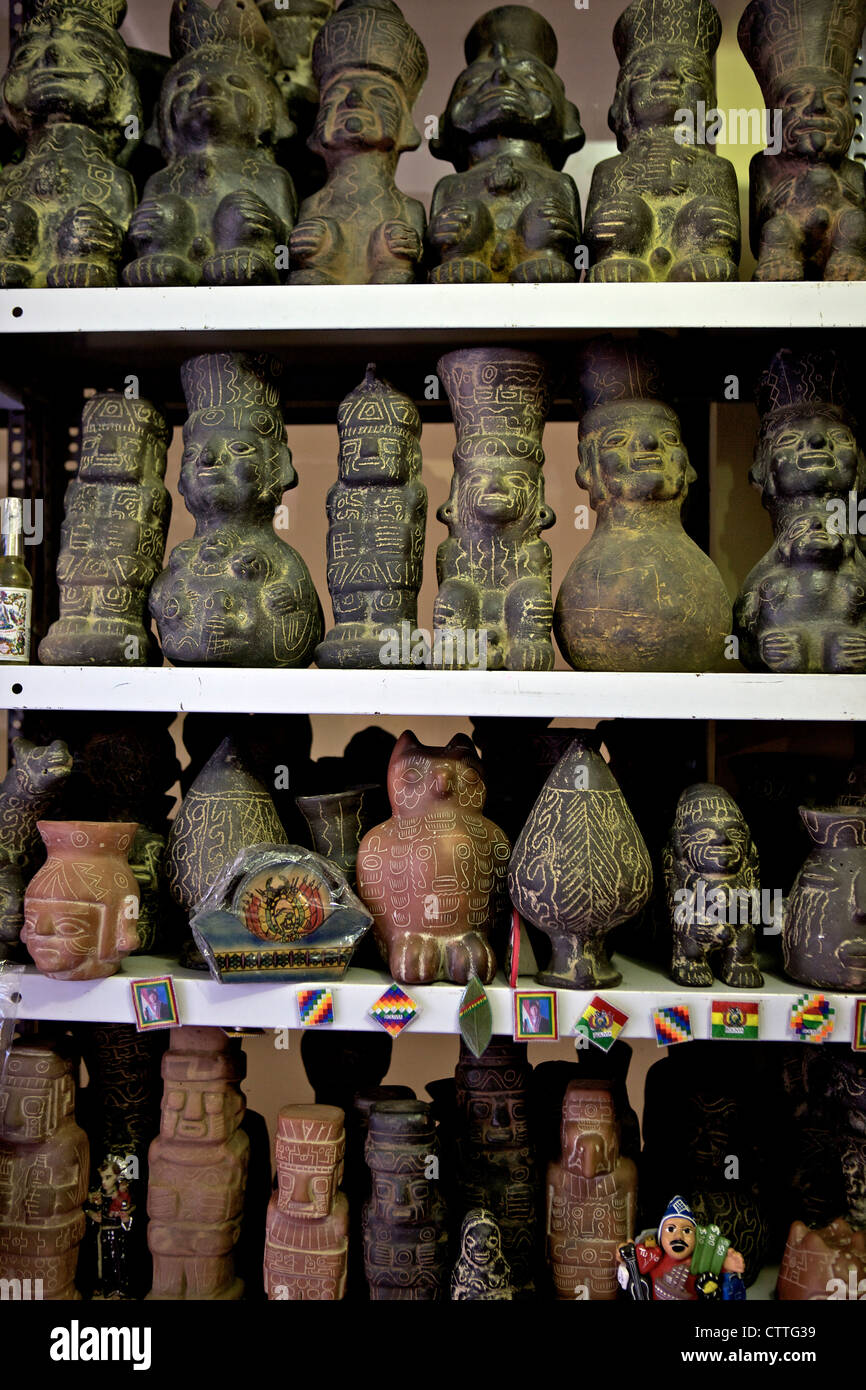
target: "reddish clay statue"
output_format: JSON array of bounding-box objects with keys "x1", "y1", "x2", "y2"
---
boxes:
[
  {"x1": 778, "y1": 1219, "x2": 866, "y2": 1300},
  {"x1": 264, "y1": 1104, "x2": 348, "y2": 1300}
]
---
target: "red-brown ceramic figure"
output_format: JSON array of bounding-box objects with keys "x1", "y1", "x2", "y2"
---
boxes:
[{"x1": 263, "y1": 1104, "x2": 348, "y2": 1300}]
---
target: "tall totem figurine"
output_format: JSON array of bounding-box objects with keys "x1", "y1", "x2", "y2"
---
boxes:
[
  {"x1": 547, "y1": 1081, "x2": 637, "y2": 1300},
  {"x1": 427, "y1": 5, "x2": 584, "y2": 284},
  {"x1": 0, "y1": 0, "x2": 139, "y2": 288},
  {"x1": 0, "y1": 737, "x2": 72, "y2": 960},
  {"x1": 257, "y1": 0, "x2": 336, "y2": 201},
  {"x1": 555, "y1": 338, "x2": 732, "y2": 671},
  {"x1": 584, "y1": 0, "x2": 740, "y2": 283},
  {"x1": 0, "y1": 1040, "x2": 89, "y2": 1300},
  {"x1": 263, "y1": 1104, "x2": 348, "y2": 1300},
  {"x1": 362, "y1": 1100, "x2": 449, "y2": 1300},
  {"x1": 39, "y1": 395, "x2": 172, "y2": 667},
  {"x1": 288, "y1": 0, "x2": 428, "y2": 284},
  {"x1": 316, "y1": 364, "x2": 426, "y2": 669},
  {"x1": 739, "y1": 0, "x2": 866, "y2": 281},
  {"x1": 147, "y1": 1027, "x2": 249, "y2": 1301},
  {"x1": 150, "y1": 353, "x2": 322, "y2": 667},
  {"x1": 735, "y1": 349, "x2": 866, "y2": 673},
  {"x1": 435, "y1": 348, "x2": 556, "y2": 671},
  {"x1": 124, "y1": 0, "x2": 296, "y2": 287}
]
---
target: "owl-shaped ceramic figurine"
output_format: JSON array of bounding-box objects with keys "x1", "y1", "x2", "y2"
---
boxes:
[{"x1": 356, "y1": 732, "x2": 510, "y2": 984}]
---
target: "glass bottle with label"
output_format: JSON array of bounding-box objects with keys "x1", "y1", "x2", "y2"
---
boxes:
[{"x1": 0, "y1": 498, "x2": 32, "y2": 664}]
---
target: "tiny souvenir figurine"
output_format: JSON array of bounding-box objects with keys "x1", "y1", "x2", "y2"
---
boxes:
[
  {"x1": 617, "y1": 1196, "x2": 746, "y2": 1301},
  {"x1": 357, "y1": 731, "x2": 510, "y2": 984},
  {"x1": 547, "y1": 1081, "x2": 637, "y2": 1301},
  {"x1": 428, "y1": 5, "x2": 583, "y2": 284},
  {"x1": 585, "y1": 0, "x2": 740, "y2": 283},
  {"x1": 739, "y1": 0, "x2": 866, "y2": 281},
  {"x1": 22, "y1": 820, "x2": 139, "y2": 981},
  {"x1": 509, "y1": 737, "x2": 653, "y2": 990},
  {"x1": 363, "y1": 1100, "x2": 448, "y2": 1300},
  {"x1": 434, "y1": 349, "x2": 556, "y2": 671},
  {"x1": 0, "y1": 737, "x2": 72, "y2": 960},
  {"x1": 288, "y1": 0, "x2": 428, "y2": 285},
  {"x1": 0, "y1": 1040, "x2": 89, "y2": 1300},
  {"x1": 147, "y1": 1027, "x2": 249, "y2": 1301},
  {"x1": 151, "y1": 352, "x2": 322, "y2": 668},
  {"x1": 451, "y1": 1210, "x2": 514, "y2": 1300},
  {"x1": 555, "y1": 338, "x2": 732, "y2": 672},
  {"x1": 778, "y1": 1219, "x2": 866, "y2": 1300},
  {"x1": 664, "y1": 783, "x2": 764, "y2": 988},
  {"x1": 191, "y1": 843, "x2": 373, "y2": 982},
  {"x1": 316, "y1": 365, "x2": 426, "y2": 669},
  {"x1": 257, "y1": 0, "x2": 335, "y2": 200},
  {"x1": 263, "y1": 1104, "x2": 348, "y2": 1300},
  {"x1": 734, "y1": 349, "x2": 866, "y2": 673},
  {"x1": 39, "y1": 394, "x2": 172, "y2": 667},
  {"x1": 784, "y1": 805, "x2": 866, "y2": 992},
  {"x1": 0, "y1": 0, "x2": 139, "y2": 288},
  {"x1": 124, "y1": 0, "x2": 296, "y2": 287}
]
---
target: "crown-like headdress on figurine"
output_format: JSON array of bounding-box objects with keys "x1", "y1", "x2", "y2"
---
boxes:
[
  {"x1": 738, "y1": 0, "x2": 866, "y2": 98},
  {"x1": 455, "y1": 1038, "x2": 531, "y2": 1095},
  {"x1": 161, "y1": 1026, "x2": 247, "y2": 1084},
  {"x1": 171, "y1": 0, "x2": 280, "y2": 70},
  {"x1": 674, "y1": 782, "x2": 742, "y2": 830},
  {"x1": 313, "y1": 0, "x2": 428, "y2": 101},
  {"x1": 562, "y1": 1080, "x2": 616, "y2": 1128},
  {"x1": 439, "y1": 350, "x2": 552, "y2": 466},
  {"x1": 338, "y1": 363, "x2": 421, "y2": 444},
  {"x1": 82, "y1": 393, "x2": 172, "y2": 447},
  {"x1": 1, "y1": 1043, "x2": 75, "y2": 1135},
  {"x1": 756, "y1": 348, "x2": 856, "y2": 425},
  {"x1": 614, "y1": 0, "x2": 722, "y2": 65},
  {"x1": 22, "y1": 0, "x2": 127, "y2": 27},
  {"x1": 575, "y1": 336, "x2": 670, "y2": 427},
  {"x1": 182, "y1": 352, "x2": 286, "y2": 440},
  {"x1": 366, "y1": 1099, "x2": 437, "y2": 1166},
  {"x1": 658, "y1": 1194, "x2": 697, "y2": 1243}
]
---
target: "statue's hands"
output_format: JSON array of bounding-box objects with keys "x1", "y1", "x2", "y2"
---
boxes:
[
  {"x1": 215, "y1": 191, "x2": 281, "y2": 248},
  {"x1": 381, "y1": 219, "x2": 422, "y2": 262},
  {"x1": 521, "y1": 199, "x2": 577, "y2": 250},
  {"x1": 289, "y1": 217, "x2": 333, "y2": 264},
  {"x1": 264, "y1": 582, "x2": 300, "y2": 616},
  {"x1": 428, "y1": 200, "x2": 487, "y2": 252},
  {"x1": 682, "y1": 200, "x2": 739, "y2": 248},
  {"x1": 586, "y1": 196, "x2": 652, "y2": 254},
  {"x1": 129, "y1": 196, "x2": 190, "y2": 251},
  {"x1": 723, "y1": 1249, "x2": 746, "y2": 1276},
  {"x1": 58, "y1": 205, "x2": 119, "y2": 257}
]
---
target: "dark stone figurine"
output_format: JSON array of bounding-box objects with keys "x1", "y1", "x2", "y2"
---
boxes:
[
  {"x1": 555, "y1": 338, "x2": 732, "y2": 672},
  {"x1": 434, "y1": 348, "x2": 556, "y2": 671},
  {"x1": 783, "y1": 805, "x2": 866, "y2": 992},
  {"x1": 832, "y1": 1055, "x2": 866, "y2": 1229},
  {"x1": 296, "y1": 784, "x2": 383, "y2": 889},
  {"x1": 427, "y1": 5, "x2": 583, "y2": 284},
  {"x1": 39, "y1": 394, "x2": 171, "y2": 667},
  {"x1": 316, "y1": 364, "x2": 426, "y2": 669},
  {"x1": 451, "y1": 1210, "x2": 514, "y2": 1300},
  {"x1": 124, "y1": 0, "x2": 296, "y2": 287},
  {"x1": 288, "y1": 0, "x2": 428, "y2": 285},
  {"x1": 150, "y1": 352, "x2": 322, "y2": 668},
  {"x1": 739, "y1": 0, "x2": 866, "y2": 281},
  {"x1": 0, "y1": 737, "x2": 72, "y2": 960},
  {"x1": 257, "y1": 0, "x2": 335, "y2": 202},
  {"x1": 585, "y1": 0, "x2": 740, "y2": 283},
  {"x1": 362, "y1": 1100, "x2": 449, "y2": 1300},
  {"x1": 0, "y1": 0, "x2": 139, "y2": 288},
  {"x1": 734, "y1": 349, "x2": 866, "y2": 673},
  {"x1": 664, "y1": 783, "x2": 764, "y2": 989}
]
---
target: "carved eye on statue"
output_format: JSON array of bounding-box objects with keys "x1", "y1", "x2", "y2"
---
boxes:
[
  {"x1": 661, "y1": 431, "x2": 680, "y2": 447},
  {"x1": 774, "y1": 433, "x2": 799, "y2": 449},
  {"x1": 227, "y1": 75, "x2": 250, "y2": 91},
  {"x1": 602, "y1": 431, "x2": 629, "y2": 448},
  {"x1": 228, "y1": 440, "x2": 256, "y2": 457},
  {"x1": 174, "y1": 71, "x2": 198, "y2": 91}
]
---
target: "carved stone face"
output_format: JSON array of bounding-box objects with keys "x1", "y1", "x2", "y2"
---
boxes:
[
  {"x1": 313, "y1": 71, "x2": 405, "y2": 152},
  {"x1": 339, "y1": 431, "x2": 414, "y2": 484},
  {"x1": 370, "y1": 1170, "x2": 430, "y2": 1220},
  {"x1": 78, "y1": 426, "x2": 154, "y2": 486},
  {"x1": 562, "y1": 1116, "x2": 615, "y2": 1178},
  {"x1": 677, "y1": 811, "x2": 749, "y2": 877},
  {"x1": 161, "y1": 1079, "x2": 243, "y2": 1141},
  {"x1": 775, "y1": 71, "x2": 855, "y2": 159},
  {"x1": 464, "y1": 1217, "x2": 500, "y2": 1266},
  {"x1": 277, "y1": 1154, "x2": 338, "y2": 1218},
  {"x1": 660, "y1": 1215, "x2": 696, "y2": 1262},
  {"x1": 445, "y1": 49, "x2": 566, "y2": 146},
  {"x1": 580, "y1": 402, "x2": 695, "y2": 503},
  {"x1": 614, "y1": 46, "x2": 713, "y2": 139},
  {"x1": 2, "y1": 15, "x2": 133, "y2": 136},
  {"x1": 180, "y1": 423, "x2": 286, "y2": 516},
  {"x1": 466, "y1": 1091, "x2": 528, "y2": 1148},
  {"x1": 757, "y1": 411, "x2": 860, "y2": 499},
  {"x1": 160, "y1": 50, "x2": 283, "y2": 153},
  {"x1": 25, "y1": 902, "x2": 139, "y2": 978},
  {"x1": 456, "y1": 461, "x2": 536, "y2": 524},
  {"x1": 0, "y1": 1064, "x2": 72, "y2": 1142}
]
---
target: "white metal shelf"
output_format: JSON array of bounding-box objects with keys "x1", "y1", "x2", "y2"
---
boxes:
[
  {"x1": 2, "y1": 667, "x2": 863, "y2": 720},
  {"x1": 13, "y1": 953, "x2": 861, "y2": 1042}
]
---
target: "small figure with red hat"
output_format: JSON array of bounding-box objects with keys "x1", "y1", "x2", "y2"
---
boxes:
[{"x1": 616, "y1": 1196, "x2": 745, "y2": 1302}]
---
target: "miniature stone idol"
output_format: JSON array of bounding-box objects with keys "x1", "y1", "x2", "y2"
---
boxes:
[
  {"x1": 784, "y1": 805, "x2": 866, "y2": 992},
  {"x1": 0, "y1": 737, "x2": 72, "y2": 960},
  {"x1": 357, "y1": 731, "x2": 510, "y2": 985},
  {"x1": 451, "y1": 1210, "x2": 514, "y2": 1300},
  {"x1": 739, "y1": 0, "x2": 866, "y2": 281},
  {"x1": 555, "y1": 338, "x2": 732, "y2": 671},
  {"x1": 150, "y1": 352, "x2": 322, "y2": 667},
  {"x1": 257, "y1": 0, "x2": 335, "y2": 202},
  {"x1": 0, "y1": 1040, "x2": 89, "y2": 1300},
  {"x1": 288, "y1": 0, "x2": 428, "y2": 285},
  {"x1": 39, "y1": 394, "x2": 172, "y2": 667},
  {"x1": 585, "y1": 0, "x2": 740, "y2": 283},
  {"x1": 547, "y1": 1081, "x2": 637, "y2": 1301},
  {"x1": 664, "y1": 783, "x2": 764, "y2": 988},
  {"x1": 428, "y1": 5, "x2": 583, "y2": 284},
  {"x1": 617, "y1": 1195, "x2": 745, "y2": 1301},
  {"x1": 435, "y1": 348, "x2": 556, "y2": 671},
  {"x1": 734, "y1": 349, "x2": 866, "y2": 673},
  {"x1": 264, "y1": 1104, "x2": 348, "y2": 1300},
  {"x1": 0, "y1": 0, "x2": 139, "y2": 287},
  {"x1": 316, "y1": 364, "x2": 426, "y2": 669},
  {"x1": 124, "y1": 0, "x2": 296, "y2": 287},
  {"x1": 147, "y1": 1027, "x2": 249, "y2": 1300},
  {"x1": 363, "y1": 1100, "x2": 448, "y2": 1300}
]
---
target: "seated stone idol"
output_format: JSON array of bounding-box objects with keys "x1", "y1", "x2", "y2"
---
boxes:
[
  {"x1": 427, "y1": 5, "x2": 584, "y2": 284},
  {"x1": 0, "y1": 0, "x2": 139, "y2": 287}
]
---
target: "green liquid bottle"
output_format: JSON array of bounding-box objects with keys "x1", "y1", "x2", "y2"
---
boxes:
[{"x1": 0, "y1": 498, "x2": 32, "y2": 664}]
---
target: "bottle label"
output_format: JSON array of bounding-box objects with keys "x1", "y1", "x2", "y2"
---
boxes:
[{"x1": 0, "y1": 586, "x2": 31, "y2": 662}]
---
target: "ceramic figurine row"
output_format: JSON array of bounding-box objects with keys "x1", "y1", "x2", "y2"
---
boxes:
[
  {"x1": 36, "y1": 339, "x2": 866, "y2": 675},
  {"x1": 2, "y1": 1026, "x2": 863, "y2": 1301},
  {"x1": 2, "y1": 0, "x2": 866, "y2": 289}
]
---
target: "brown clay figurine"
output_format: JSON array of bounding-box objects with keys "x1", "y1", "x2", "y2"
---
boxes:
[
  {"x1": 39, "y1": 394, "x2": 172, "y2": 667},
  {"x1": 585, "y1": 0, "x2": 740, "y2": 283},
  {"x1": 0, "y1": 737, "x2": 72, "y2": 960},
  {"x1": 451, "y1": 1210, "x2": 514, "y2": 1300},
  {"x1": 555, "y1": 338, "x2": 732, "y2": 672},
  {"x1": 362, "y1": 1099, "x2": 448, "y2": 1300},
  {"x1": 147, "y1": 1027, "x2": 249, "y2": 1301},
  {"x1": 734, "y1": 349, "x2": 866, "y2": 673},
  {"x1": 150, "y1": 352, "x2": 322, "y2": 668},
  {"x1": 0, "y1": 1040, "x2": 89, "y2": 1300},
  {"x1": 124, "y1": 0, "x2": 296, "y2": 287},
  {"x1": 357, "y1": 731, "x2": 510, "y2": 984},
  {"x1": 783, "y1": 805, "x2": 866, "y2": 992},
  {"x1": 428, "y1": 5, "x2": 583, "y2": 284},
  {"x1": 263, "y1": 1104, "x2": 348, "y2": 1300},
  {"x1": 778, "y1": 1219, "x2": 866, "y2": 1300},
  {"x1": 0, "y1": 0, "x2": 139, "y2": 288},
  {"x1": 739, "y1": 0, "x2": 866, "y2": 281},
  {"x1": 288, "y1": 0, "x2": 428, "y2": 285}
]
